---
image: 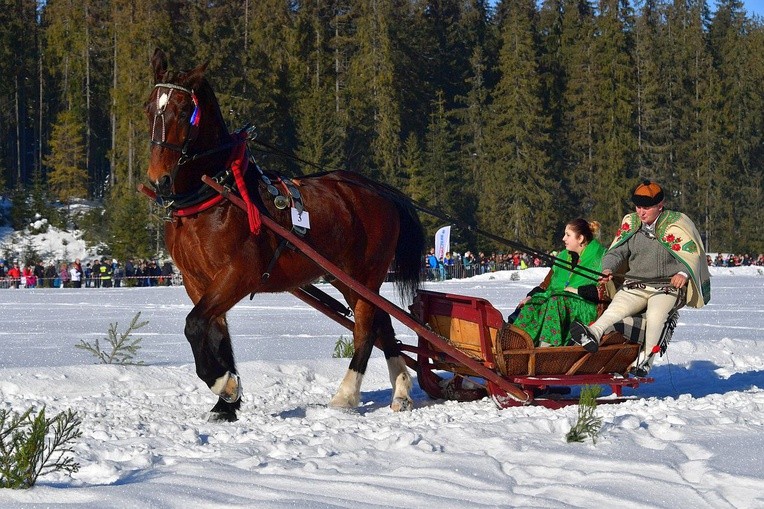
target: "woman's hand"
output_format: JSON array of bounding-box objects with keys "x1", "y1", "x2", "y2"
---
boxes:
[{"x1": 517, "y1": 296, "x2": 531, "y2": 307}]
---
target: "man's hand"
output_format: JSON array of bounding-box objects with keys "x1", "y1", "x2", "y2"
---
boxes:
[
  {"x1": 598, "y1": 269, "x2": 613, "y2": 284},
  {"x1": 671, "y1": 272, "x2": 688, "y2": 288}
]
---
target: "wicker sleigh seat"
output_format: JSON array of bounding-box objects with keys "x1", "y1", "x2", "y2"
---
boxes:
[{"x1": 493, "y1": 324, "x2": 639, "y2": 377}]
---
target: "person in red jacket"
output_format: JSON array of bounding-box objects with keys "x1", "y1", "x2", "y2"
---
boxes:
[{"x1": 7, "y1": 263, "x2": 21, "y2": 289}]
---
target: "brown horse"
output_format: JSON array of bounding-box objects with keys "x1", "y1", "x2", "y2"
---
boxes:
[{"x1": 144, "y1": 49, "x2": 425, "y2": 421}]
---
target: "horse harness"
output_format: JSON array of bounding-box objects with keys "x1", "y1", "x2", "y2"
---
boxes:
[{"x1": 147, "y1": 84, "x2": 320, "y2": 289}]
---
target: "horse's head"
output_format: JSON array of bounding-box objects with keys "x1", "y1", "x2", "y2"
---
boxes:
[{"x1": 145, "y1": 49, "x2": 228, "y2": 197}]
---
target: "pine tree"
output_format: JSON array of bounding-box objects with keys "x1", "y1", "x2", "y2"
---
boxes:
[
  {"x1": 588, "y1": 0, "x2": 636, "y2": 233},
  {"x1": 10, "y1": 183, "x2": 32, "y2": 230},
  {"x1": 107, "y1": 183, "x2": 153, "y2": 260},
  {"x1": 402, "y1": 132, "x2": 425, "y2": 202},
  {"x1": 42, "y1": 0, "x2": 90, "y2": 144},
  {"x1": 342, "y1": 0, "x2": 403, "y2": 183},
  {"x1": 110, "y1": 0, "x2": 176, "y2": 189},
  {"x1": 452, "y1": 45, "x2": 492, "y2": 249},
  {"x1": 420, "y1": 91, "x2": 460, "y2": 237},
  {"x1": 538, "y1": 0, "x2": 566, "y2": 182},
  {"x1": 44, "y1": 110, "x2": 88, "y2": 203},
  {"x1": 483, "y1": 0, "x2": 557, "y2": 250},
  {"x1": 557, "y1": 0, "x2": 599, "y2": 218},
  {"x1": 0, "y1": 0, "x2": 38, "y2": 188},
  {"x1": 242, "y1": 0, "x2": 301, "y2": 174},
  {"x1": 707, "y1": 0, "x2": 763, "y2": 251},
  {"x1": 667, "y1": 0, "x2": 715, "y2": 250},
  {"x1": 633, "y1": 0, "x2": 673, "y2": 182},
  {"x1": 293, "y1": 2, "x2": 344, "y2": 173}
]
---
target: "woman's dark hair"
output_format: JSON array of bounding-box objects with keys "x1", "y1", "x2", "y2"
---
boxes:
[{"x1": 567, "y1": 218, "x2": 601, "y2": 243}]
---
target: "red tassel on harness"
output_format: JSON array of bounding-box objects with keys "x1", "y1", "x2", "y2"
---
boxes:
[{"x1": 228, "y1": 132, "x2": 261, "y2": 235}]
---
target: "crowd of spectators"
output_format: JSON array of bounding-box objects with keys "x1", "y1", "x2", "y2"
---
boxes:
[
  {"x1": 708, "y1": 253, "x2": 764, "y2": 267},
  {"x1": 424, "y1": 249, "x2": 553, "y2": 281},
  {"x1": 4, "y1": 250, "x2": 762, "y2": 289},
  {"x1": 425, "y1": 249, "x2": 764, "y2": 282},
  {"x1": 0, "y1": 258, "x2": 178, "y2": 289}
]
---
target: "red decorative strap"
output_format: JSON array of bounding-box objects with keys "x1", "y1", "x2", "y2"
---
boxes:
[
  {"x1": 228, "y1": 132, "x2": 261, "y2": 234},
  {"x1": 173, "y1": 194, "x2": 224, "y2": 217}
]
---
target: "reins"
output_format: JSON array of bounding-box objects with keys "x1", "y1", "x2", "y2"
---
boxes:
[{"x1": 249, "y1": 137, "x2": 608, "y2": 283}]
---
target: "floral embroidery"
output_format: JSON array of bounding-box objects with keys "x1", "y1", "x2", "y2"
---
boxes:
[
  {"x1": 661, "y1": 234, "x2": 683, "y2": 252},
  {"x1": 614, "y1": 220, "x2": 633, "y2": 243}
]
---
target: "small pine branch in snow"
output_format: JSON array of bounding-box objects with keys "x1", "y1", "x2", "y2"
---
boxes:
[
  {"x1": 332, "y1": 335, "x2": 354, "y2": 358},
  {"x1": 76, "y1": 312, "x2": 148, "y2": 364},
  {"x1": 0, "y1": 406, "x2": 82, "y2": 489},
  {"x1": 566, "y1": 385, "x2": 603, "y2": 444}
]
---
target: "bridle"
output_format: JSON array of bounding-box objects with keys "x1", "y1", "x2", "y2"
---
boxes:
[
  {"x1": 149, "y1": 82, "x2": 239, "y2": 195},
  {"x1": 151, "y1": 83, "x2": 200, "y2": 164}
]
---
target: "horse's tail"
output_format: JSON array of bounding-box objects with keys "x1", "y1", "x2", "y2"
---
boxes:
[
  {"x1": 330, "y1": 171, "x2": 424, "y2": 302},
  {"x1": 392, "y1": 196, "x2": 425, "y2": 304}
]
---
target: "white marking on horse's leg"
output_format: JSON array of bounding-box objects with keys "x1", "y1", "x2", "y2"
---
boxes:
[
  {"x1": 330, "y1": 370, "x2": 363, "y2": 408},
  {"x1": 387, "y1": 357, "x2": 413, "y2": 412},
  {"x1": 210, "y1": 371, "x2": 241, "y2": 403}
]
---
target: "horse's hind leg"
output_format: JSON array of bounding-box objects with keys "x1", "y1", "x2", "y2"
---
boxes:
[
  {"x1": 329, "y1": 297, "x2": 376, "y2": 409},
  {"x1": 375, "y1": 309, "x2": 413, "y2": 412},
  {"x1": 329, "y1": 298, "x2": 413, "y2": 412},
  {"x1": 330, "y1": 332, "x2": 374, "y2": 409}
]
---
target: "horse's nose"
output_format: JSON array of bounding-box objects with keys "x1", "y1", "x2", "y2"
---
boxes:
[{"x1": 157, "y1": 175, "x2": 172, "y2": 196}]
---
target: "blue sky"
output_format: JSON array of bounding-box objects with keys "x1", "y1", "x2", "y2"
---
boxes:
[
  {"x1": 737, "y1": 0, "x2": 764, "y2": 17},
  {"x1": 710, "y1": 0, "x2": 764, "y2": 17}
]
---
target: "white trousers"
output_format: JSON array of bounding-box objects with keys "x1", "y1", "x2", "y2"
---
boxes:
[{"x1": 588, "y1": 286, "x2": 681, "y2": 368}]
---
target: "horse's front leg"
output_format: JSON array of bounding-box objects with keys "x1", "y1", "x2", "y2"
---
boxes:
[{"x1": 185, "y1": 304, "x2": 241, "y2": 421}]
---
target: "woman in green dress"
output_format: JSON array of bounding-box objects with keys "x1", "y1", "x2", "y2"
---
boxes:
[{"x1": 511, "y1": 218, "x2": 606, "y2": 347}]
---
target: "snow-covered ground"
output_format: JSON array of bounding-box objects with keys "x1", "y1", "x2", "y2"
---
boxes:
[{"x1": 1, "y1": 267, "x2": 762, "y2": 508}]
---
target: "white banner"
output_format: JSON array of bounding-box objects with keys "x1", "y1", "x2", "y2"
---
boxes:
[{"x1": 434, "y1": 226, "x2": 451, "y2": 261}]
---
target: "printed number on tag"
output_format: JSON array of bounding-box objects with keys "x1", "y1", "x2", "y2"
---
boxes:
[{"x1": 291, "y1": 208, "x2": 311, "y2": 229}]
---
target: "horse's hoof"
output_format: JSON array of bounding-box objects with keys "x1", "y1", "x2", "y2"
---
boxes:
[
  {"x1": 211, "y1": 371, "x2": 242, "y2": 403},
  {"x1": 208, "y1": 397, "x2": 240, "y2": 422},
  {"x1": 329, "y1": 393, "x2": 359, "y2": 409},
  {"x1": 391, "y1": 396, "x2": 413, "y2": 412},
  {"x1": 207, "y1": 410, "x2": 238, "y2": 423}
]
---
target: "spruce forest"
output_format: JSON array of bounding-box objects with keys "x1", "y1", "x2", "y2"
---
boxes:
[{"x1": 1, "y1": 0, "x2": 762, "y2": 260}]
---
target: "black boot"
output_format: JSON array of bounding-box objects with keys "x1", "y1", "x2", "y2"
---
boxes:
[{"x1": 570, "y1": 321, "x2": 599, "y2": 353}]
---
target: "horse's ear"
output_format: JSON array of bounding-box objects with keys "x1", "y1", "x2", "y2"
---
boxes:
[
  {"x1": 151, "y1": 48, "x2": 168, "y2": 83},
  {"x1": 187, "y1": 61, "x2": 210, "y2": 85}
]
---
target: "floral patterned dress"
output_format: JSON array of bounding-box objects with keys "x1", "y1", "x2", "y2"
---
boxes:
[{"x1": 512, "y1": 240, "x2": 606, "y2": 346}]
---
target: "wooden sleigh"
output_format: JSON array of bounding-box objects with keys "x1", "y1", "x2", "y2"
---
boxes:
[
  {"x1": 147, "y1": 176, "x2": 654, "y2": 410},
  {"x1": 407, "y1": 289, "x2": 653, "y2": 409}
]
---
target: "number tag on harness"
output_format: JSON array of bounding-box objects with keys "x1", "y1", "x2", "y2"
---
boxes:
[{"x1": 291, "y1": 207, "x2": 311, "y2": 229}]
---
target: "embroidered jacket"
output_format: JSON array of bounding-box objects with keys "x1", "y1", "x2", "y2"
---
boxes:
[{"x1": 606, "y1": 210, "x2": 711, "y2": 308}]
